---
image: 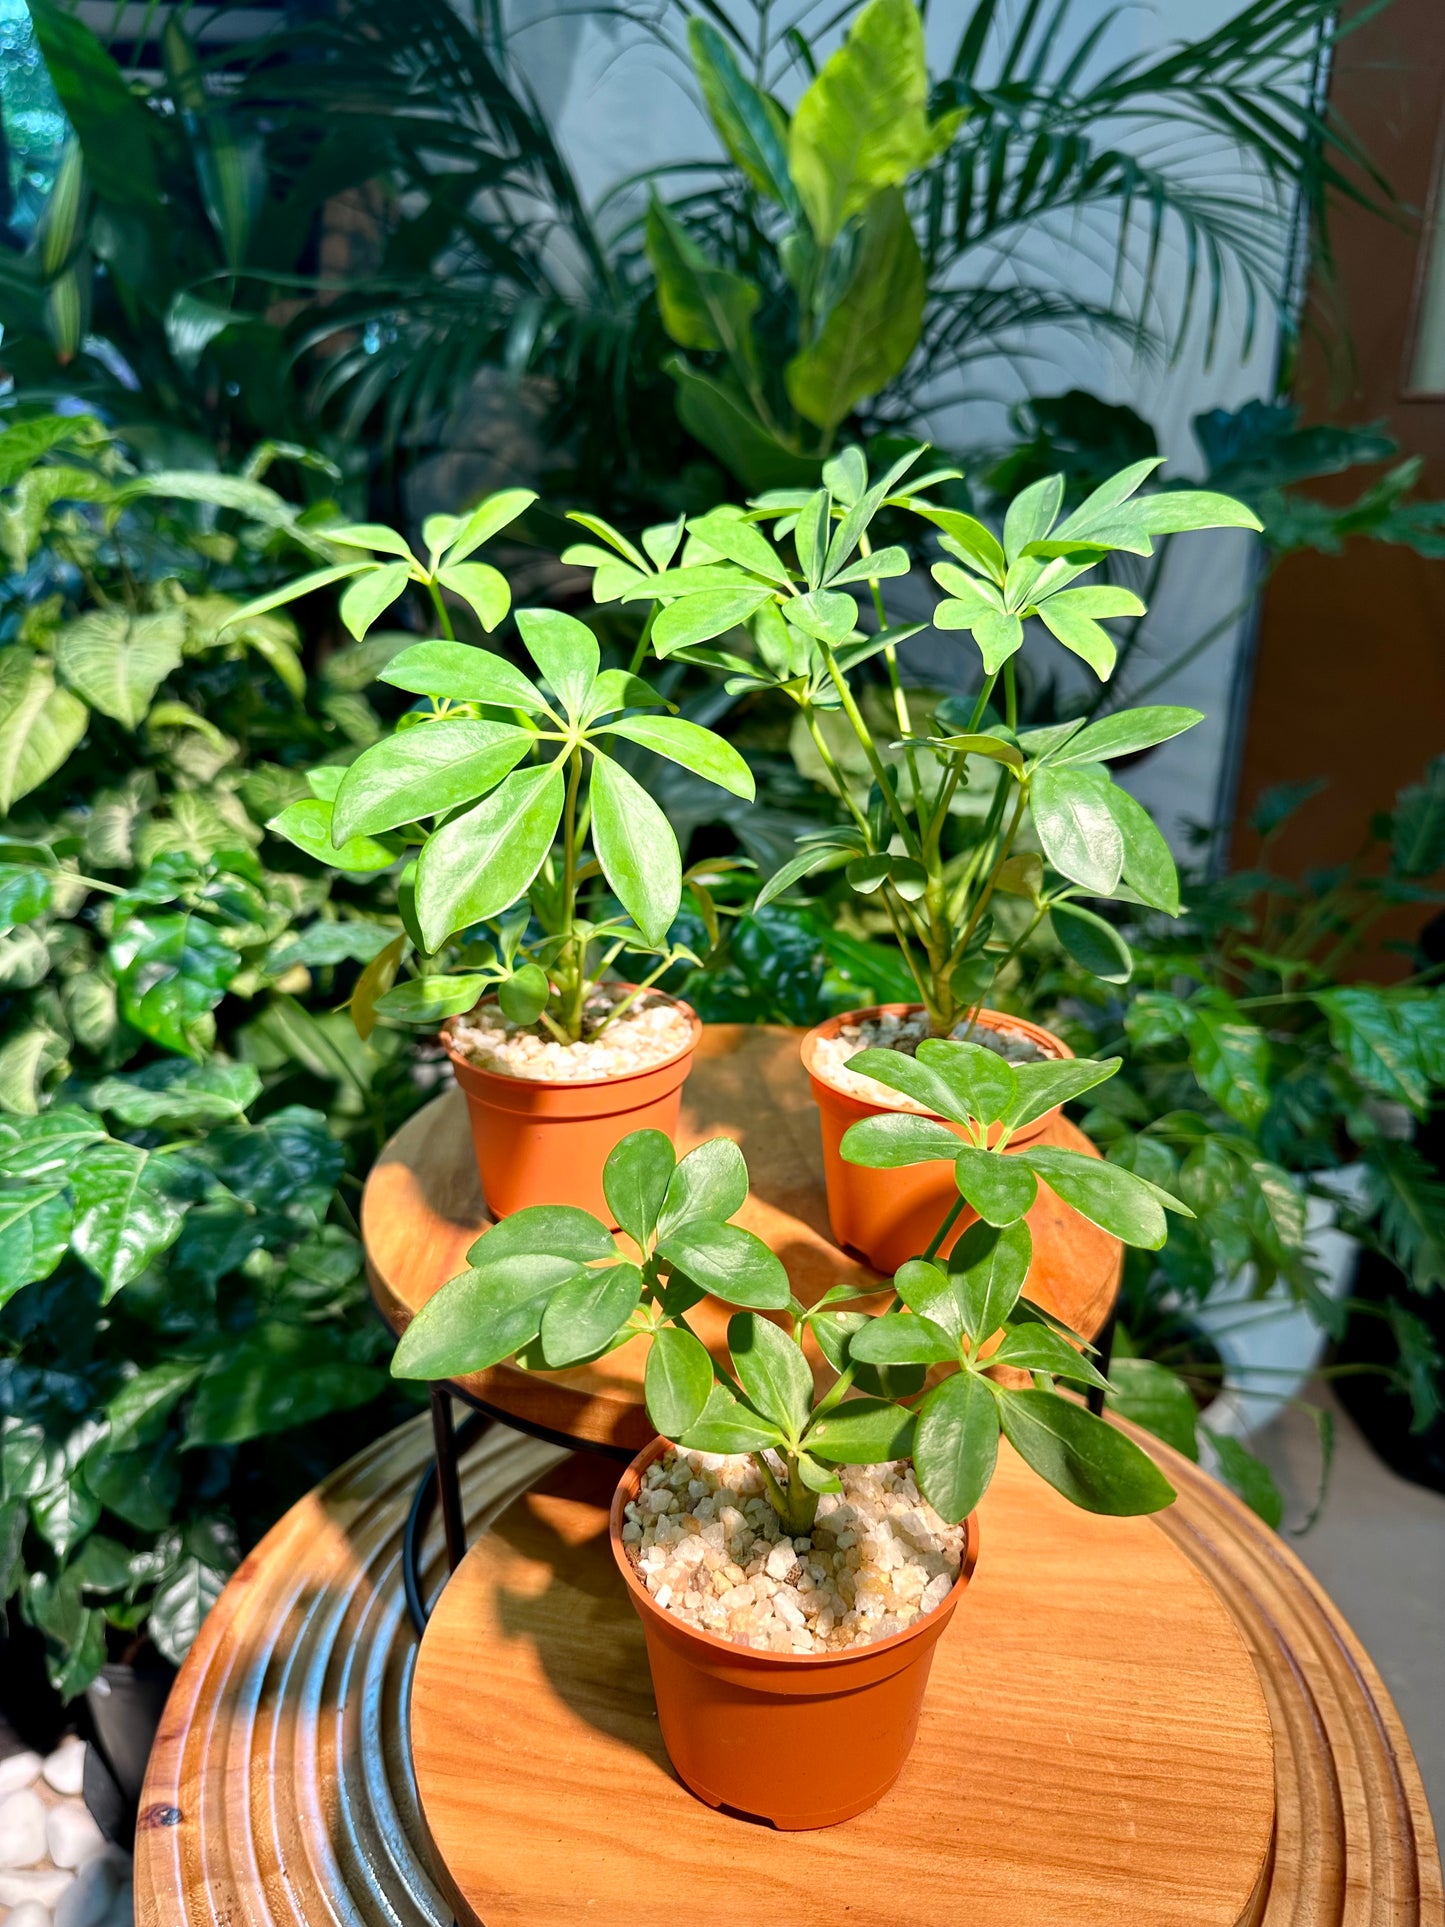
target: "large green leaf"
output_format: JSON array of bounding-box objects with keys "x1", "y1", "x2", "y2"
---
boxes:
[
  {"x1": 55, "y1": 611, "x2": 183, "y2": 729},
  {"x1": 70, "y1": 1140, "x2": 185, "y2": 1298},
  {"x1": 380, "y1": 640, "x2": 550, "y2": 714},
  {"x1": 441, "y1": 489, "x2": 538, "y2": 565},
  {"x1": 786, "y1": 0, "x2": 949, "y2": 243},
  {"x1": 658, "y1": 1137, "x2": 748, "y2": 1235},
  {"x1": 467, "y1": 1204, "x2": 615, "y2": 1267},
  {"x1": 950, "y1": 1219, "x2": 1032, "y2": 1341},
  {"x1": 391, "y1": 1254, "x2": 581, "y2": 1378},
  {"x1": 846, "y1": 1311, "x2": 957, "y2": 1367},
  {"x1": 0, "y1": 651, "x2": 88, "y2": 812},
  {"x1": 1316, "y1": 987, "x2": 1434, "y2": 1113},
  {"x1": 602, "y1": 715, "x2": 755, "y2": 800},
  {"x1": 588, "y1": 750, "x2": 681, "y2": 946},
  {"x1": 540, "y1": 1262, "x2": 643, "y2": 1368},
  {"x1": 1051, "y1": 901, "x2": 1133, "y2": 983},
  {"x1": 913, "y1": 1371, "x2": 1000, "y2": 1522},
  {"x1": 894, "y1": 1256, "x2": 966, "y2": 1343},
  {"x1": 676, "y1": 1380, "x2": 784, "y2": 1454},
  {"x1": 644, "y1": 1324, "x2": 716, "y2": 1436},
  {"x1": 269, "y1": 797, "x2": 397, "y2": 875},
  {"x1": 1045, "y1": 706, "x2": 1203, "y2": 768},
  {"x1": 998, "y1": 1392, "x2": 1175, "y2": 1515},
  {"x1": 952, "y1": 1147, "x2": 1037, "y2": 1226},
  {"x1": 916, "y1": 1038, "x2": 1019, "y2": 1125},
  {"x1": 186, "y1": 1324, "x2": 382, "y2": 1445},
  {"x1": 1030, "y1": 764, "x2": 1125, "y2": 895},
  {"x1": 653, "y1": 585, "x2": 776, "y2": 657},
  {"x1": 990, "y1": 1325, "x2": 1109, "y2": 1392},
  {"x1": 332, "y1": 719, "x2": 531, "y2": 842},
  {"x1": 27, "y1": 0, "x2": 160, "y2": 205},
  {"x1": 89, "y1": 1059, "x2": 261, "y2": 1128},
  {"x1": 839, "y1": 1113, "x2": 962, "y2": 1167},
  {"x1": 729, "y1": 1311, "x2": 813, "y2": 1438},
  {"x1": 514, "y1": 608, "x2": 599, "y2": 722},
  {"x1": 414, "y1": 760, "x2": 565, "y2": 950},
  {"x1": 646, "y1": 197, "x2": 761, "y2": 372},
  {"x1": 603, "y1": 1130, "x2": 675, "y2": 1250},
  {"x1": 1103, "y1": 784, "x2": 1180, "y2": 914},
  {"x1": 804, "y1": 1396, "x2": 915, "y2": 1465},
  {"x1": 786, "y1": 192, "x2": 925, "y2": 431},
  {"x1": 655, "y1": 1220, "x2": 790, "y2": 1308},
  {"x1": 667, "y1": 358, "x2": 822, "y2": 494},
  {"x1": 1004, "y1": 1056, "x2": 1121, "y2": 1129},
  {"x1": 1021, "y1": 1146, "x2": 1170, "y2": 1248},
  {"x1": 437, "y1": 563, "x2": 510, "y2": 633},
  {"x1": 688, "y1": 19, "x2": 800, "y2": 214},
  {"x1": 0, "y1": 1183, "x2": 71, "y2": 1303}
]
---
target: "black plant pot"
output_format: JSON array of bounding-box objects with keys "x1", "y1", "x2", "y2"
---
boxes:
[
  {"x1": 1333, "y1": 1245, "x2": 1445, "y2": 1497},
  {"x1": 83, "y1": 1650, "x2": 177, "y2": 1845}
]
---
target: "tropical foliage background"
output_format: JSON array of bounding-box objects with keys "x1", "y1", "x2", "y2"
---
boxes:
[{"x1": 0, "y1": 0, "x2": 1441, "y2": 1711}]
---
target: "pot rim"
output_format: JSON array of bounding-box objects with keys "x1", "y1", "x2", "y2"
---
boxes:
[
  {"x1": 441, "y1": 988, "x2": 702, "y2": 1092},
  {"x1": 800, "y1": 1002, "x2": 1072, "y2": 1112},
  {"x1": 608, "y1": 1435, "x2": 978, "y2": 1671}
]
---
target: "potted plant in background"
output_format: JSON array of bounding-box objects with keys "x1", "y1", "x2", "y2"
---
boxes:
[
  {"x1": 568, "y1": 450, "x2": 1259, "y2": 1267},
  {"x1": 392, "y1": 1036, "x2": 1181, "y2": 1828},
  {"x1": 245, "y1": 500, "x2": 756, "y2": 1220}
]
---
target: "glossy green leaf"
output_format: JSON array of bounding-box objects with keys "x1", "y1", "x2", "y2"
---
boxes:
[
  {"x1": 514, "y1": 608, "x2": 599, "y2": 721},
  {"x1": 371, "y1": 974, "x2": 490, "y2": 1023},
  {"x1": 1046, "y1": 706, "x2": 1203, "y2": 767},
  {"x1": 840, "y1": 1046, "x2": 970, "y2": 1123},
  {"x1": 729, "y1": 1310, "x2": 813, "y2": 1438},
  {"x1": 952, "y1": 1147, "x2": 1037, "y2": 1225},
  {"x1": 0, "y1": 654, "x2": 88, "y2": 813},
  {"x1": 839, "y1": 1113, "x2": 962, "y2": 1167},
  {"x1": 466, "y1": 1204, "x2": 616, "y2": 1267},
  {"x1": 332, "y1": 720, "x2": 531, "y2": 842},
  {"x1": 540, "y1": 1262, "x2": 643, "y2": 1367},
  {"x1": 380, "y1": 640, "x2": 550, "y2": 714},
  {"x1": 991, "y1": 1325, "x2": 1109, "y2": 1391},
  {"x1": 804, "y1": 1396, "x2": 915, "y2": 1465},
  {"x1": 1004, "y1": 476, "x2": 1064, "y2": 562},
  {"x1": 497, "y1": 961, "x2": 549, "y2": 1026},
  {"x1": 391, "y1": 1253, "x2": 581, "y2": 1378},
  {"x1": 916, "y1": 1037, "x2": 1019, "y2": 1126},
  {"x1": 604, "y1": 1129, "x2": 675, "y2": 1250},
  {"x1": 32, "y1": 1480, "x2": 101, "y2": 1559},
  {"x1": 1030, "y1": 765, "x2": 1125, "y2": 895},
  {"x1": 269, "y1": 797, "x2": 397, "y2": 874},
  {"x1": 1035, "y1": 599, "x2": 1117, "y2": 678},
  {"x1": 70, "y1": 1140, "x2": 185, "y2": 1298},
  {"x1": 88, "y1": 1059, "x2": 261, "y2": 1128},
  {"x1": 913, "y1": 1371, "x2": 1000, "y2": 1522},
  {"x1": 414, "y1": 760, "x2": 565, "y2": 950},
  {"x1": 1051, "y1": 901, "x2": 1133, "y2": 982},
  {"x1": 602, "y1": 715, "x2": 755, "y2": 800},
  {"x1": 339, "y1": 563, "x2": 410, "y2": 641},
  {"x1": 1135, "y1": 490, "x2": 1262, "y2": 536},
  {"x1": 644, "y1": 1324, "x2": 717, "y2": 1437},
  {"x1": 645, "y1": 196, "x2": 761, "y2": 369},
  {"x1": 950, "y1": 1218, "x2": 1032, "y2": 1343},
  {"x1": 589, "y1": 750, "x2": 681, "y2": 945},
  {"x1": 998, "y1": 1392, "x2": 1175, "y2": 1515},
  {"x1": 437, "y1": 562, "x2": 510, "y2": 633},
  {"x1": 659, "y1": 1137, "x2": 747, "y2": 1236},
  {"x1": 916, "y1": 508, "x2": 1007, "y2": 581},
  {"x1": 653, "y1": 586, "x2": 775, "y2": 658},
  {"x1": 894, "y1": 1257, "x2": 966, "y2": 1343},
  {"x1": 1005, "y1": 1056, "x2": 1121, "y2": 1130},
  {"x1": 655, "y1": 1220, "x2": 790, "y2": 1309},
  {"x1": 55, "y1": 610, "x2": 183, "y2": 729},
  {"x1": 688, "y1": 18, "x2": 799, "y2": 214},
  {"x1": 1103, "y1": 784, "x2": 1180, "y2": 914},
  {"x1": 786, "y1": 191, "x2": 925, "y2": 431},
  {"x1": 846, "y1": 1311, "x2": 957, "y2": 1366},
  {"x1": 675, "y1": 1379, "x2": 784, "y2": 1454},
  {"x1": 1021, "y1": 1146, "x2": 1170, "y2": 1247},
  {"x1": 0, "y1": 1183, "x2": 71, "y2": 1303},
  {"x1": 442, "y1": 489, "x2": 538, "y2": 564}
]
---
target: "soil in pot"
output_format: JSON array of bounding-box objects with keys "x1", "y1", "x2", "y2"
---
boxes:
[
  {"x1": 609, "y1": 1440, "x2": 978, "y2": 1829},
  {"x1": 803, "y1": 1004, "x2": 1071, "y2": 1274},
  {"x1": 442, "y1": 986, "x2": 701, "y2": 1222}
]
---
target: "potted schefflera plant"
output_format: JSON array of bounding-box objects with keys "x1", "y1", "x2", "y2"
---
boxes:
[
  {"x1": 393, "y1": 1038, "x2": 1181, "y2": 1829},
  {"x1": 566, "y1": 452, "x2": 1261, "y2": 1270},
  {"x1": 241, "y1": 494, "x2": 755, "y2": 1220}
]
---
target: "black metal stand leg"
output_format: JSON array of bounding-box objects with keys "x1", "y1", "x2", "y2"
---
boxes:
[
  {"x1": 429, "y1": 1386, "x2": 467, "y2": 1574},
  {"x1": 1087, "y1": 1305, "x2": 1118, "y2": 1417}
]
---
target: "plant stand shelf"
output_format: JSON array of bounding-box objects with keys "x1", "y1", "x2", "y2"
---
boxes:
[
  {"x1": 133, "y1": 1417, "x2": 1444, "y2": 1927},
  {"x1": 363, "y1": 1023, "x2": 1124, "y2": 1456}
]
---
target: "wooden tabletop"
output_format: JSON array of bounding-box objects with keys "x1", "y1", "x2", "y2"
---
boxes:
[
  {"x1": 363, "y1": 1024, "x2": 1124, "y2": 1450},
  {"x1": 134, "y1": 1418, "x2": 1444, "y2": 1927},
  {"x1": 411, "y1": 1446, "x2": 1276, "y2": 1925}
]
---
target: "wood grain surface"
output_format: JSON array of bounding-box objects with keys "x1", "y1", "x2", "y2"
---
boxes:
[
  {"x1": 133, "y1": 1418, "x2": 1443, "y2": 1927},
  {"x1": 411, "y1": 1445, "x2": 1276, "y2": 1926},
  {"x1": 363, "y1": 1024, "x2": 1124, "y2": 1448}
]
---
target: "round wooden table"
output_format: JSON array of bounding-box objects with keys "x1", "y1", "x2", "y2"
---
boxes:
[
  {"x1": 134, "y1": 1417, "x2": 1444, "y2": 1927},
  {"x1": 363, "y1": 1024, "x2": 1124, "y2": 1454}
]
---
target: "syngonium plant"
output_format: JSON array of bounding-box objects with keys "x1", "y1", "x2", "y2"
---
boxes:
[
  {"x1": 392, "y1": 1039, "x2": 1182, "y2": 1533},
  {"x1": 567, "y1": 447, "x2": 1261, "y2": 1035},
  {"x1": 231, "y1": 494, "x2": 755, "y2": 1044}
]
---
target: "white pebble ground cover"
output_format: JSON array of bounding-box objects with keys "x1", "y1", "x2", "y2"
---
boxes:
[
  {"x1": 811, "y1": 1010, "x2": 1049, "y2": 1112},
  {"x1": 448, "y1": 992, "x2": 692, "y2": 1083},
  {"x1": 621, "y1": 1451, "x2": 967, "y2": 1654},
  {"x1": 0, "y1": 1736, "x2": 130, "y2": 1927}
]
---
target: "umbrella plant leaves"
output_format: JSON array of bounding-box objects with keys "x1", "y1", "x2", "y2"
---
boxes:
[
  {"x1": 913, "y1": 1371, "x2": 1000, "y2": 1523},
  {"x1": 654, "y1": 1220, "x2": 790, "y2": 1309},
  {"x1": 541, "y1": 1262, "x2": 643, "y2": 1368},
  {"x1": 331, "y1": 719, "x2": 531, "y2": 843},
  {"x1": 950, "y1": 1218, "x2": 1031, "y2": 1343},
  {"x1": 952, "y1": 1146, "x2": 1037, "y2": 1226},
  {"x1": 1020, "y1": 1146, "x2": 1172, "y2": 1248},
  {"x1": 998, "y1": 1391, "x2": 1175, "y2": 1515},
  {"x1": 604, "y1": 1130, "x2": 676, "y2": 1250},
  {"x1": 414, "y1": 760, "x2": 565, "y2": 950},
  {"x1": 391, "y1": 1253, "x2": 581, "y2": 1378},
  {"x1": 729, "y1": 1310, "x2": 813, "y2": 1438}
]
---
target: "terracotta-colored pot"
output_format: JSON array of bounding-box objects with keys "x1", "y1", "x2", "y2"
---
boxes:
[
  {"x1": 801, "y1": 1003, "x2": 1073, "y2": 1275},
  {"x1": 441, "y1": 995, "x2": 701, "y2": 1222},
  {"x1": 609, "y1": 1436, "x2": 979, "y2": 1830}
]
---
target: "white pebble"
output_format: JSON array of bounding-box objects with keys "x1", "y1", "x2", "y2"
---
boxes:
[
  {"x1": 0, "y1": 1872, "x2": 73, "y2": 1909},
  {"x1": 7, "y1": 1899, "x2": 54, "y2": 1927},
  {"x1": 764, "y1": 1541, "x2": 798, "y2": 1581},
  {"x1": 0, "y1": 1790, "x2": 48, "y2": 1869},
  {"x1": 48, "y1": 1804, "x2": 106, "y2": 1872},
  {"x1": 42, "y1": 1741, "x2": 86, "y2": 1799},
  {"x1": 0, "y1": 1755, "x2": 42, "y2": 1797}
]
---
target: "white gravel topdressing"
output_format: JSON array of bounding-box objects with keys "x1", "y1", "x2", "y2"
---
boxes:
[
  {"x1": 447, "y1": 991, "x2": 693, "y2": 1083},
  {"x1": 621, "y1": 1449, "x2": 967, "y2": 1654},
  {"x1": 811, "y1": 1009, "x2": 1052, "y2": 1113}
]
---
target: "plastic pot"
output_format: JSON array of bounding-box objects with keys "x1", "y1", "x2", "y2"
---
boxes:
[
  {"x1": 441, "y1": 994, "x2": 701, "y2": 1222},
  {"x1": 801, "y1": 1004, "x2": 1073, "y2": 1274},
  {"x1": 609, "y1": 1436, "x2": 979, "y2": 1830}
]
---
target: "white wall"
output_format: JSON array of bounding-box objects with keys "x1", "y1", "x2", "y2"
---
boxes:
[{"x1": 506, "y1": 0, "x2": 1306, "y2": 842}]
